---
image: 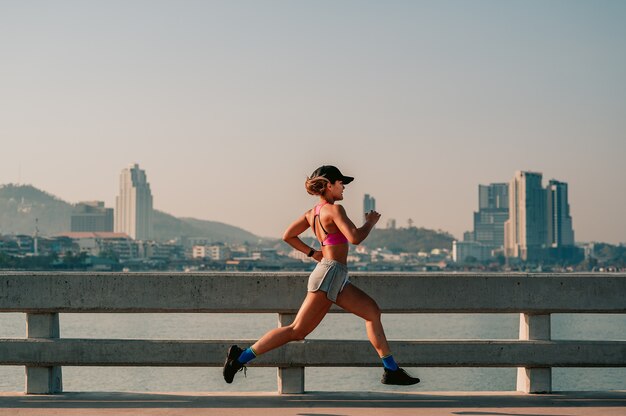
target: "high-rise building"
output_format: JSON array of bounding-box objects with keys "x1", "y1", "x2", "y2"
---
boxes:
[
  {"x1": 504, "y1": 171, "x2": 547, "y2": 260},
  {"x1": 114, "y1": 164, "x2": 153, "y2": 240},
  {"x1": 473, "y1": 183, "x2": 509, "y2": 249},
  {"x1": 546, "y1": 180, "x2": 575, "y2": 247},
  {"x1": 504, "y1": 172, "x2": 578, "y2": 262},
  {"x1": 71, "y1": 201, "x2": 114, "y2": 232},
  {"x1": 363, "y1": 194, "x2": 376, "y2": 222}
]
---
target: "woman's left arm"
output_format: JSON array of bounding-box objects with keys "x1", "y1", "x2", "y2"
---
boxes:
[{"x1": 282, "y1": 213, "x2": 322, "y2": 260}]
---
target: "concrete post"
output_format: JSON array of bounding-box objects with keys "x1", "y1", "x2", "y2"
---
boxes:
[
  {"x1": 25, "y1": 313, "x2": 62, "y2": 394},
  {"x1": 516, "y1": 313, "x2": 551, "y2": 394},
  {"x1": 277, "y1": 313, "x2": 304, "y2": 394}
]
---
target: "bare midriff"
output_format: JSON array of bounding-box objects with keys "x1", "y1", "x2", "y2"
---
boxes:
[{"x1": 321, "y1": 243, "x2": 349, "y2": 265}]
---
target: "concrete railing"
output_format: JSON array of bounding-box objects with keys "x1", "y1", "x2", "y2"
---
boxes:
[{"x1": 1, "y1": 272, "x2": 625, "y2": 395}]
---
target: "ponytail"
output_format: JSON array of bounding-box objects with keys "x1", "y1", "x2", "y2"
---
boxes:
[{"x1": 305, "y1": 176, "x2": 330, "y2": 196}]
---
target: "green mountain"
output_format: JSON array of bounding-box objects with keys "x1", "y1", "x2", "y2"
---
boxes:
[
  {"x1": 0, "y1": 184, "x2": 71, "y2": 235},
  {"x1": 362, "y1": 227, "x2": 455, "y2": 253},
  {"x1": 0, "y1": 184, "x2": 260, "y2": 243},
  {"x1": 153, "y1": 211, "x2": 259, "y2": 243}
]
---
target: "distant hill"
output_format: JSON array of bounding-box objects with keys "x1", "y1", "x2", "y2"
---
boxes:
[
  {"x1": 0, "y1": 184, "x2": 71, "y2": 235},
  {"x1": 362, "y1": 227, "x2": 455, "y2": 253},
  {"x1": 0, "y1": 184, "x2": 261, "y2": 243},
  {"x1": 153, "y1": 211, "x2": 260, "y2": 243},
  {"x1": 590, "y1": 242, "x2": 626, "y2": 268}
]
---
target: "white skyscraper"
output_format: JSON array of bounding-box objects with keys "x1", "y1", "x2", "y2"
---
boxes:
[{"x1": 115, "y1": 164, "x2": 153, "y2": 240}]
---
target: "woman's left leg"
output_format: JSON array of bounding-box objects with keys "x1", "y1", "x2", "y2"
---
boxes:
[
  {"x1": 223, "y1": 291, "x2": 332, "y2": 384},
  {"x1": 334, "y1": 284, "x2": 391, "y2": 357},
  {"x1": 251, "y1": 290, "x2": 333, "y2": 355}
]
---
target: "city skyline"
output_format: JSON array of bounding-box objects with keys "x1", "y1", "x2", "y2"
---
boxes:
[
  {"x1": 0, "y1": 160, "x2": 620, "y2": 245},
  {"x1": 0, "y1": 166, "x2": 591, "y2": 245},
  {"x1": 1, "y1": 1, "x2": 625, "y2": 244}
]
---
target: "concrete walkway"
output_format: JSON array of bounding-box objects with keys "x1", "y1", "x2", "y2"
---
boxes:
[{"x1": 1, "y1": 391, "x2": 626, "y2": 416}]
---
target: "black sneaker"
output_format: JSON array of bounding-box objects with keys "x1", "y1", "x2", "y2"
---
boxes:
[
  {"x1": 223, "y1": 345, "x2": 246, "y2": 384},
  {"x1": 381, "y1": 367, "x2": 420, "y2": 385}
]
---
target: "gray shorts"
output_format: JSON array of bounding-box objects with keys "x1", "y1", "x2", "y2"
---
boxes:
[{"x1": 308, "y1": 258, "x2": 350, "y2": 302}]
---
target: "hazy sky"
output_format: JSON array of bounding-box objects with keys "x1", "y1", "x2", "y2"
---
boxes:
[{"x1": 1, "y1": 1, "x2": 625, "y2": 243}]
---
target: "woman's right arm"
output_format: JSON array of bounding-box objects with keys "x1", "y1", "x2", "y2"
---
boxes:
[
  {"x1": 282, "y1": 212, "x2": 323, "y2": 261},
  {"x1": 331, "y1": 205, "x2": 380, "y2": 245}
]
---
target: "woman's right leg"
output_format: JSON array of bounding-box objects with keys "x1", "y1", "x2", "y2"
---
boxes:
[
  {"x1": 251, "y1": 290, "x2": 332, "y2": 355},
  {"x1": 334, "y1": 284, "x2": 390, "y2": 357},
  {"x1": 335, "y1": 284, "x2": 420, "y2": 385}
]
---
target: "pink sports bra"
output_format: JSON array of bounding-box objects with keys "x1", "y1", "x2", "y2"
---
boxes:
[{"x1": 313, "y1": 202, "x2": 349, "y2": 246}]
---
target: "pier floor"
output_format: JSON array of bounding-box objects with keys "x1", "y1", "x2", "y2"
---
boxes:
[{"x1": 1, "y1": 391, "x2": 626, "y2": 416}]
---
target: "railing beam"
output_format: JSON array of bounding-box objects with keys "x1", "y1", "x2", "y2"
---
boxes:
[
  {"x1": 277, "y1": 313, "x2": 304, "y2": 394},
  {"x1": 25, "y1": 313, "x2": 62, "y2": 394},
  {"x1": 517, "y1": 313, "x2": 551, "y2": 394},
  {"x1": 3, "y1": 273, "x2": 625, "y2": 314},
  {"x1": 3, "y1": 338, "x2": 624, "y2": 367}
]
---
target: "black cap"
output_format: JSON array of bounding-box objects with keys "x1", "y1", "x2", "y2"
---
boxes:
[{"x1": 309, "y1": 165, "x2": 354, "y2": 184}]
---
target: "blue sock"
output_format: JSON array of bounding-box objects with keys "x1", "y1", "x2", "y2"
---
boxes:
[
  {"x1": 381, "y1": 354, "x2": 399, "y2": 371},
  {"x1": 237, "y1": 347, "x2": 257, "y2": 365}
]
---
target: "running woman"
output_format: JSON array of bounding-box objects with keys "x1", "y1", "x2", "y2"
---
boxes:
[{"x1": 223, "y1": 165, "x2": 419, "y2": 386}]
